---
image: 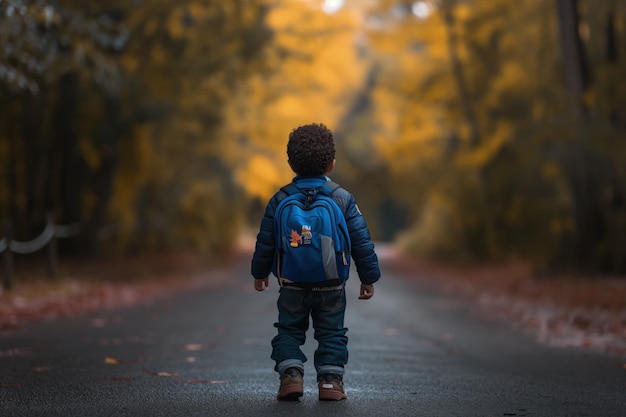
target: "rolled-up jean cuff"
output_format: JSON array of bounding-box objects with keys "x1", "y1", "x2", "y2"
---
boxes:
[
  {"x1": 276, "y1": 359, "x2": 304, "y2": 376},
  {"x1": 317, "y1": 365, "x2": 345, "y2": 377}
]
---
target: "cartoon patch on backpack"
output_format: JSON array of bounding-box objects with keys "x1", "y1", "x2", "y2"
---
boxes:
[
  {"x1": 289, "y1": 225, "x2": 313, "y2": 248},
  {"x1": 301, "y1": 225, "x2": 312, "y2": 245},
  {"x1": 290, "y1": 230, "x2": 302, "y2": 247}
]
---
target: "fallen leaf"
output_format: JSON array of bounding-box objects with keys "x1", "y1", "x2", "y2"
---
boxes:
[
  {"x1": 158, "y1": 372, "x2": 181, "y2": 377},
  {"x1": 0, "y1": 383, "x2": 21, "y2": 387},
  {"x1": 184, "y1": 344, "x2": 204, "y2": 351},
  {"x1": 186, "y1": 379, "x2": 210, "y2": 384},
  {"x1": 183, "y1": 357, "x2": 197, "y2": 363},
  {"x1": 105, "y1": 357, "x2": 119, "y2": 364},
  {"x1": 32, "y1": 366, "x2": 53, "y2": 373},
  {"x1": 183, "y1": 379, "x2": 227, "y2": 384},
  {"x1": 143, "y1": 370, "x2": 181, "y2": 377},
  {"x1": 0, "y1": 348, "x2": 32, "y2": 358}
]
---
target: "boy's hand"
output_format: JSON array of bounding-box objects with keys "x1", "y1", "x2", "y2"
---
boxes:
[
  {"x1": 254, "y1": 278, "x2": 269, "y2": 292},
  {"x1": 358, "y1": 284, "x2": 374, "y2": 300}
]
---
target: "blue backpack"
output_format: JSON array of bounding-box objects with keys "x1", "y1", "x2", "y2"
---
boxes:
[{"x1": 272, "y1": 181, "x2": 351, "y2": 287}]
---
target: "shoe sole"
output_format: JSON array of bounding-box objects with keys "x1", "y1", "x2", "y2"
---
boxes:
[
  {"x1": 277, "y1": 385, "x2": 304, "y2": 401},
  {"x1": 319, "y1": 390, "x2": 347, "y2": 401}
]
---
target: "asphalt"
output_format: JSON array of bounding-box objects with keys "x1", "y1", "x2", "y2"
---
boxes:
[{"x1": 1, "y1": 249, "x2": 624, "y2": 417}]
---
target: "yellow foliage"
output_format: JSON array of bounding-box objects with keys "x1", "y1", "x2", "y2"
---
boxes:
[
  {"x1": 189, "y1": 2, "x2": 208, "y2": 20},
  {"x1": 371, "y1": 88, "x2": 399, "y2": 135},
  {"x1": 455, "y1": 4, "x2": 473, "y2": 22},
  {"x1": 426, "y1": 41, "x2": 449, "y2": 61},
  {"x1": 177, "y1": 179, "x2": 241, "y2": 251},
  {"x1": 108, "y1": 124, "x2": 155, "y2": 237},
  {"x1": 68, "y1": 0, "x2": 624, "y2": 269},
  {"x1": 271, "y1": 96, "x2": 307, "y2": 119},
  {"x1": 396, "y1": 190, "x2": 460, "y2": 257},
  {"x1": 143, "y1": 19, "x2": 158, "y2": 37},
  {"x1": 166, "y1": 7, "x2": 186, "y2": 39},
  {"x1": 455, "y1": 123, "x2": 512, "y2": 168},
  {"x1": 504, "y1": 195, "x2": 524, "y2": 224},
  {"x1": 549, "y1": 219, "x2": 562, "y2": 235},
  {"x1": 151, "y1": 44, "x2": 167, "y2": 65},
  {"x1": 78, "y1": 137, "x2": 101, "y2": 170},
  {"x1": 121, "y1": 55, "x2": 140, "y2": 74},
  {"x1": 236, "y1": 154, "x2": 283, "y2": 201},
  {"x1": 583, "y1": 88, "x2": 596, "y2": 109},
  {"x1": 542, "y1": 162, "x2": 560, "y2": 180},
  {"x1": 219, "y1": 0, "x2": 369, "y2": 200},
  {"x1": 488, "y1": 61, "x2": 532, "y2": 107},
  {"x1": 531, "y1": 101, "x2": 546, "y2": 120}
]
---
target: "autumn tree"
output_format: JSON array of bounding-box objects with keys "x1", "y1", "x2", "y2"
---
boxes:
[
  {"x1": 3, "y1": 0, "x2": 624, "y2": 275},
  {"x1": 0, "y1": 0, "x2": 273, "y2": 254},
  {"x1": 98, "y1": 0, "x2": 273, "y2": 252},
  {"x1": 218, "y1": 1, "x2": 373, "y2": 228},
  {"x1": 0, "y1": 0, "x2": 125, "y2": 250},
  {"x1": 360, "y1": 0, "x2": 626, "y2": 273}
]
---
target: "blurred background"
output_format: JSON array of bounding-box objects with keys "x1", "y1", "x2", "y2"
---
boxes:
[{"x1": 1, "y1": 0, "x2": 625, "y2": 280}]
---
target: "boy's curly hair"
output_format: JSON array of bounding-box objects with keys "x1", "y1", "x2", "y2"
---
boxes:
[{"x1": 287, "y1": 123, "x2": 335, "y2": 176}]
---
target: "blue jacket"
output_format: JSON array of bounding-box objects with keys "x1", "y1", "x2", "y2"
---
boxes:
[{"x1": 251, "y1": 176, "x2": 381, "y2": 285}]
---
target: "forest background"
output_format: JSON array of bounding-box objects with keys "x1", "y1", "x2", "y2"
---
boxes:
[{"x1": 1, "y1": 0, "x2": 625, "y2": 282}]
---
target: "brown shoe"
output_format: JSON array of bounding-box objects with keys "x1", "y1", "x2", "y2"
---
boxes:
[
  {"x1": 318, "y1": 374, "x2": 347, "y2": 401},
  {"x1": 277, "y1": 368, "x2": 304, "y2": 400}
]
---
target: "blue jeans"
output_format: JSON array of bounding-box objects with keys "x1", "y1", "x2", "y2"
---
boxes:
[{"x1": 271, "y1": 286, "x2": 348, "y2": 378}]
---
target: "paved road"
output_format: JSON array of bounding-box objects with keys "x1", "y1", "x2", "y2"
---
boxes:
[{"x1": 1, "y1": 248, "x2": 624, "y2": 417}]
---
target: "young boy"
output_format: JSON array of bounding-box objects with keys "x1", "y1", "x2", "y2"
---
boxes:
[{"x1": 251, "y1": 123, "x2": 381, "y2": 401}]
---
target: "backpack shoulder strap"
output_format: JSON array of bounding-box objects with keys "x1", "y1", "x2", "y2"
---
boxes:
[
  {"x1": 317, "y1": 180, "x2": 341, "y2": 197},
  {"x1": 280, "y1": 183, "x2": 301, "y2": 196}
]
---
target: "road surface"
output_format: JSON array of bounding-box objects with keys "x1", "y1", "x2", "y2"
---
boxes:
[{"x1": 1, "y1": 247, "x2": 624, "y2": 416}]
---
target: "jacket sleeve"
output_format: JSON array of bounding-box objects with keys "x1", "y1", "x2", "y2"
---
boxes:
[
  {"x1": 251, "y1": 191, "x2": 284, "y2": 279},
  {"x1": 333, "y1": 189, "x2": 381, "y2": 285}
]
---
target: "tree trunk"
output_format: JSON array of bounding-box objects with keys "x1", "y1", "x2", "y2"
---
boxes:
[
  {"x1": 605, "y1": 0, "x2": 621, "y2": 127},
  {"x1": 556, "y1": 0, "x2": 589, "y2": 120},
  {"x1": 6, "y1": 99, "x2": 18, "y2": 234},
  {"x1": 88, "y1": 96, "x2": 121, "y2": 253},
  {"x1": 556, "y1": 0, "x2": 607, "y2": 272},
  {"x1": 441, "y1": 0, "x2": 480, "y2": 148},
  {"x1": 441, "y1": 0, "x2": 499, "y2": 258},
  {"x1": 51, "y1": 73, "x2": 83, "y2": 252},
  {"x1": 22, "y1": 92, "x2": 49, "y2": 235}
]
